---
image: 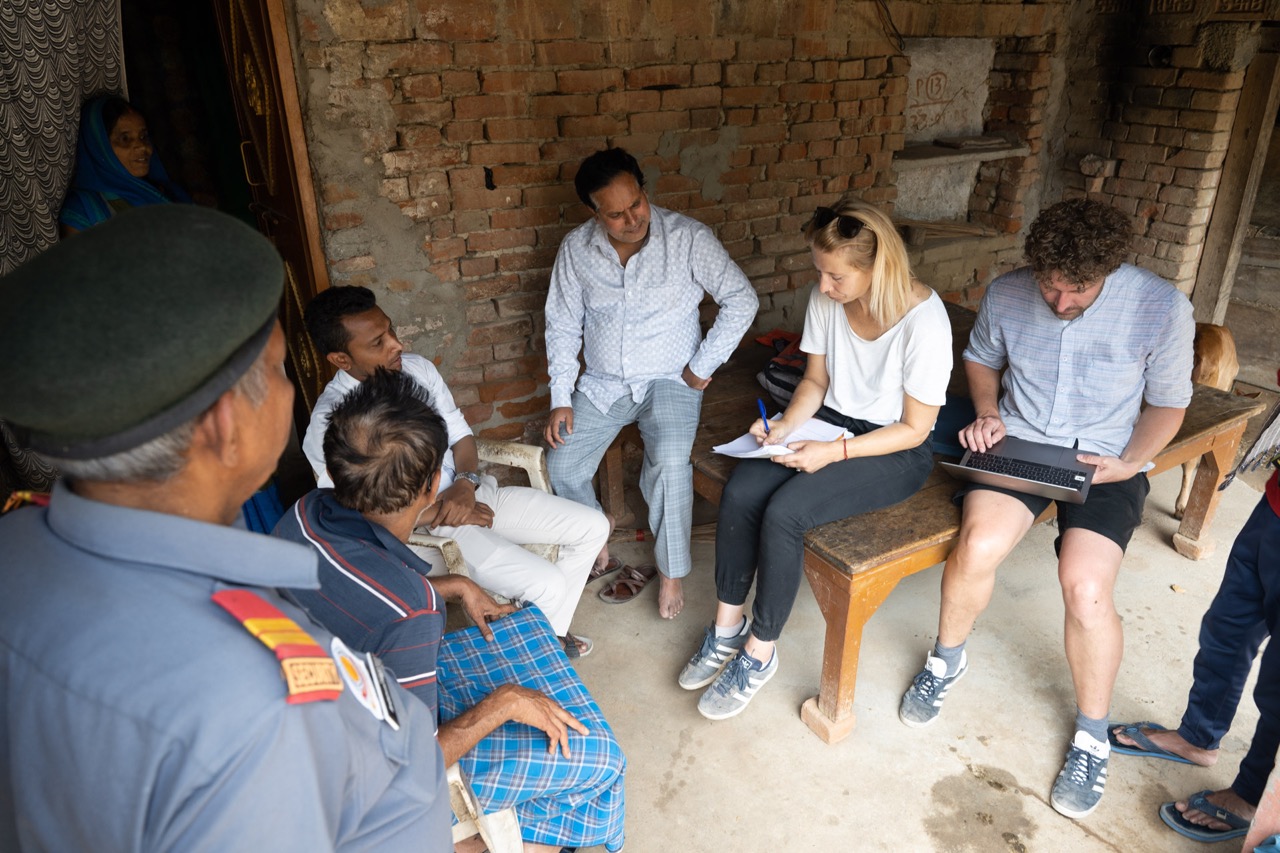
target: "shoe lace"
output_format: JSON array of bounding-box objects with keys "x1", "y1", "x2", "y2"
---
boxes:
[
  {"x1": 911, "y1": 669, "x2": 943, "y2": 700},
  {"x1": 691, "y1": 629, "x2": 718, "y2": 665},
  {"x1": 1064, "y1": 747, "x2": 1097, "y2": 786},
  {"x1": 716, "y1": 653, "x2": 752, "y2": 695}
]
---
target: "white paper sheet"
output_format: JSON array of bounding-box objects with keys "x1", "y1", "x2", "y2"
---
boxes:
[{"x1": 712, "y1": 417, "x2": 851, "y2": 459}]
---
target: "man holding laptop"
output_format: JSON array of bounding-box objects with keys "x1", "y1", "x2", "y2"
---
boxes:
[{"x1": 899, "y1": 199, "x2": 1195, "y2": 820}]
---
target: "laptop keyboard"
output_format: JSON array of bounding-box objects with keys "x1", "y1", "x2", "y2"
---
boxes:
[{"x1": 965, "y1": 452, "x2": 1088, "y2": 491}]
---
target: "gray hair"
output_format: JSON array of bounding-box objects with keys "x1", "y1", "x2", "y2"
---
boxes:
[{"x1": 40, "y1": 356, "x2": 271, "y2": 483}]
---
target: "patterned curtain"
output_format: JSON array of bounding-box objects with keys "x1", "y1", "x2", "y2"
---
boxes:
[
  {"x1": 0, "y1": 0, "x2": 124, "y2": 495},
  {"x1": 0, "y1": 0, "x2": 124, "y2": 274}
]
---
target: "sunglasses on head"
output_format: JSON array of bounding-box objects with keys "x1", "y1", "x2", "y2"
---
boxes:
[{"x1": 805, "y1": 207, "x2": 864, "y2": 239}]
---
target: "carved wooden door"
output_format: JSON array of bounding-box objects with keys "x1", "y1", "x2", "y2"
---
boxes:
[{"x1": 212, "y1": 0, "x2": 331, "y2": 426}]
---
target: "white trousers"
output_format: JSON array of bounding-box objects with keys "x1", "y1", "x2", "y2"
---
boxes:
[{"x1": 431, "y1": 477, "x2": 609, "y2": 636}]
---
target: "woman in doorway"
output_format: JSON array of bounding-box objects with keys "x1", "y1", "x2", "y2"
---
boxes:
[
  {"x1": 680, "y1": 196, "x2": 953, "y2": 720},
  {"x1": 59, "y1": 95, "x2": 190, "y2": 236}
]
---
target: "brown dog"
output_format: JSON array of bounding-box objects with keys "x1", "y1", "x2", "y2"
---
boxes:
[{"x1": 1175, "y1": 323, "x2": 1240, "y2": 518}]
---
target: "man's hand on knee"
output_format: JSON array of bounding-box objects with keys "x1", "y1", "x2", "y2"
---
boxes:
[
  {"x1": 545, "y1": 406, "x2": 574, "y2": 447},
  {"x1": 495, "y1": 685, "x2": 590, "y2": 757}
]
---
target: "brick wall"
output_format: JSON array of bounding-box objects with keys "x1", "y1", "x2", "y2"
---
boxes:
[
  {"x1": 290, "y1": 0, "x2": 1064, "y2": 439},
  {"x1": 1058, "y1": 5, "x2": 1253, "y2": 295}
]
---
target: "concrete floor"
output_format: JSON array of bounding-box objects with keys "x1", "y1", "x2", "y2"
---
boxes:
[{"x1": 564, "y1": 466, "x2": 1269, "y2": 852}]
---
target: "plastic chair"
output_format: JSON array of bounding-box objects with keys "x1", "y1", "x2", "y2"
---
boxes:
[{"x1": 408, "y1": 439, "x2": 559, "y2": 575}]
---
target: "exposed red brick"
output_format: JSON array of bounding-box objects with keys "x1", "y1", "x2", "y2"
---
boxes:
[
  {"x1": 414, "y1": 0, "x2": 495, "y2": 40},
  {"x1": 498, "y1": 393, "x2": 552, "y2": 419},
  {"x1": 536, "y1": 41, "x2": 606, "y2": 66},
  {"x1": 454, "y1": 94, "x2": 527, "y2": 121},
  {"x1": 626, "y1": 64, "x2": 692, "y2": 90},
  {"x1": 557, "y1": 68, "x2": 624, "y2": 93},
  {"x1": 478, "y1": 422, "x2": 523, "y2": 440},
  {"x1": 454, "y1": 41, "x2": 535, "y2": 67},
  {"x1": 530, "y1": 94, "x2": 598, "y2": 117},
  {"x1": 483, "y1": 70, "x2": 556, "y2": 94},
  {"x1": 477, "y1": 378, "x2": 538, "y2": 403}
]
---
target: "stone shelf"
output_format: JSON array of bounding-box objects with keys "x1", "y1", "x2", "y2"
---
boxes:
[{"x1": 894, "y1": 141, "x2": 1030, "y2": 171}]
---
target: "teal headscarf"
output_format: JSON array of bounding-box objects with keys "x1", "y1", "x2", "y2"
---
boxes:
[{"x1": 59, "y1": 96, "x2": 191, "y2": 233}]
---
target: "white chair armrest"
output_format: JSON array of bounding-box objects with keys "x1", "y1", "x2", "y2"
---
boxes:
[
  {"x1": 447, "y1": 762, "x2": 522, "y2": 851},
  {"x1": 407, "y1": 530, "x2": 468, "y2": 577},
  {"x1": 475, "y1": 439, "x2": 551, "y2": 493}
]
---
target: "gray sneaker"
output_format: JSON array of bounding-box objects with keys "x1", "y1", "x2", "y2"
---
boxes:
[
  {"x1": 697, "y1": 647, "x2": 778, "y2": 720},
  {"x1": 679, "y1": 621, "x2": 750, "y2": 690},
  {"x1": 1051, "y1": 731, "x2": 1110, "y2": 819},
  {"x1": 899, "y1": 650, "x2": 968, "y2": 728}
]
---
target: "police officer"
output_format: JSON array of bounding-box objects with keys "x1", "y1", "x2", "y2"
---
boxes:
[{"x1": 0, "y1": 206, "x2": 451, "y2": 851}]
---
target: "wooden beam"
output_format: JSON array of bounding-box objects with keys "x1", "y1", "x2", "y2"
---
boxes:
[{"x1": 1192, "y1": 53, "x2": 1280, "y2": 324}]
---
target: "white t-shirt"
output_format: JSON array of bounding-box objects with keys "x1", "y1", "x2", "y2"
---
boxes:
[
  {"x1": 799, "y1": 286, "x2": 953, "y2": 426},
  {"x1": 302, "y1": 353, "x2": 473, "y2": 489}
]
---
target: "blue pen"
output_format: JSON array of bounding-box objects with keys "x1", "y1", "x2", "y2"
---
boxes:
[{"x1": 757, "y1": 398, "x2": 771, "y2": 435}]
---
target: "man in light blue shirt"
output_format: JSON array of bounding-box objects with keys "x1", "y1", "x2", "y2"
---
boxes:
[
  {"x1": 899, "y1": 199, "x2": 1195, "y2": 821},
  {"x1": 544, "y1": 147, "x2": 758, "y2": 619}
]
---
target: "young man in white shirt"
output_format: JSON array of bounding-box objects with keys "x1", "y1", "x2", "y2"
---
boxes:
[{"x1": 303, "y1": 286, "x2": 608, "y2": 657}]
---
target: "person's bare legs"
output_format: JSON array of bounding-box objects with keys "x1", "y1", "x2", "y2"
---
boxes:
[
  {"x1": 1057, "y1": 528, "x2": 1124, "y2": 719},
  {"x1": 1176, "y1": 788, "x2": 1256, "y2": 831},
  {"x1": 659, "y1": 575, "x2": 684, "y2": 619},
  {"x1": 937, "y1": 489, "x2": 1036, "y2": 646}
]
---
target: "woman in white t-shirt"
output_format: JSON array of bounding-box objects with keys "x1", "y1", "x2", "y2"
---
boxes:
[{"x1": 680, "y1": 197, "x2": 953, "y2": 720}]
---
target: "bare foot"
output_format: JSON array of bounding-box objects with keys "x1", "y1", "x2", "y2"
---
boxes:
[
  {"x1": 658, "y1": 575, "x2": 684, "y2": 619},
  {"x1": 1110, "y1": 724, "x2": 1218, "y2": 766},
  {"x1": 1176, "y1": 788, "x2": 1255, "y2": 832}
]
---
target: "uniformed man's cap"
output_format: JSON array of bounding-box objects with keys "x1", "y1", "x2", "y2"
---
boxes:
[{"x1": 0, "y1": 205, "x2": 283, "y2": 458}]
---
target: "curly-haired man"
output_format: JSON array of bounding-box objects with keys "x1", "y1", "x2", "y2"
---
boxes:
[{"x1": 899, "y1": 199, "x2": 1195, "y2": 819}]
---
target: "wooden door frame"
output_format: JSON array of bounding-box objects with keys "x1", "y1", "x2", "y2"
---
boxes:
[
  {"x1": 1192, "y1": 52, "x2": 1280, "y2": 324},
  {"x1": 260, "y1": 0, "x2": 330, "y2": 312}
]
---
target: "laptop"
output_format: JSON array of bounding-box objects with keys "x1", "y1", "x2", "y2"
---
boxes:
[{"x1": 938, "y1": 435, "x2": 1097, "y2": 504}]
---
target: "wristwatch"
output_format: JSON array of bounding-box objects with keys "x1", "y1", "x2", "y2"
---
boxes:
[{"x1": 456, "y1": 471, "x2": 482, "y2": 489}]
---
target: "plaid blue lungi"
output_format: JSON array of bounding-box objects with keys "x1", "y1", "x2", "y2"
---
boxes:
[{"x1": 437, "y1": 605, "x2": 626, "y2": 852}]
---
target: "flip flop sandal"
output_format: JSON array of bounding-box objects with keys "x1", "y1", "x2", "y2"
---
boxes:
[
  {"x1": 559, "y1": 632, "x2": 593, "y2": 659},
  {"x1": 1158, "y1": 791, "x2": 1250, "y2": 842},
  {"x1": 1107, "y1": 721, "x2": 1197, "y2": 764},
  {"x1": 589, "y1": 555, "x2": 625, "y2": 582},
  {"x1": 598, "y1": 563, "x2": 658, "y2": 604}
]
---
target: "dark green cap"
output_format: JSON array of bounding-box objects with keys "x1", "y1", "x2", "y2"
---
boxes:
[{"x1": 0, "y1": 205, "x2": 283, "y2": 458}]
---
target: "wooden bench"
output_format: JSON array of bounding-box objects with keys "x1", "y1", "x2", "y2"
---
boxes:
[{"x1": 604, "y1": 302, "x2": 1266, "y2": 744}]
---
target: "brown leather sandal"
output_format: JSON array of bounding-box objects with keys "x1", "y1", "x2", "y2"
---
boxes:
[{"x1": 597, "y1": 563, "x2": 658, "y2": 604}]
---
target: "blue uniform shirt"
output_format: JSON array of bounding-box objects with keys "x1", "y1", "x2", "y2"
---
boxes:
[{"x1": 0, "y1": 481, "x2": 452, "y2": 852}]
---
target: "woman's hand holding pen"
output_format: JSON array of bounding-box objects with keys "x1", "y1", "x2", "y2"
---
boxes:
[{"x1": 750, "y1": 415, "x2": 790, "y2": 445}]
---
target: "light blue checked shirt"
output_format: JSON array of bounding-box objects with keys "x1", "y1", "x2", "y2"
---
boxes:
[
  {"x1": 545, "y1": 204, "x2": 758, "y2": 412},
  {"x1": 964, "y1": 264, "x2": 1194, "y2": 460}
]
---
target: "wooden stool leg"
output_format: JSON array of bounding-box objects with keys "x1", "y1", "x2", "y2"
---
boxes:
[{"x1": 1173, "y1": 422, "x2": 1247, "y2": 560}]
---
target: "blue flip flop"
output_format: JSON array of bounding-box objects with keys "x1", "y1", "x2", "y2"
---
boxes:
[
  {"x1": 1108, "y1": 721, "x2": 1197, "y2": 764},
  {"x1": 1159, "y1": 790, "x2": 1250, "y2": 842}
]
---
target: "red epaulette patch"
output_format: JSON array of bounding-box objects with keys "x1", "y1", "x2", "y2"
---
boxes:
[
  {"x1": 212, "y1": 589, "x2": 343, "y2": 704},
  {"x1": 2, "y1": 491, "x2": 50, "y2": 515}
]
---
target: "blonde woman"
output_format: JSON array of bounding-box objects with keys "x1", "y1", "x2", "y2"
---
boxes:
[{"x1": 682, "y1": 197, "x2": 953, "y2": 719}]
